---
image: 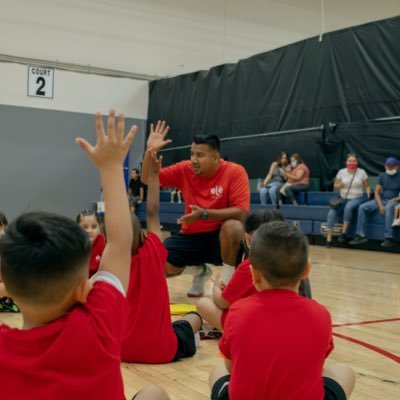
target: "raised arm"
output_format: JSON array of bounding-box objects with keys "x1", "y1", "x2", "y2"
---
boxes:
[
  {"x1": 146, "y1": 150, "x2": 163, "y2": 239},
  {"x1": 142, "y1": 121, "x2": 171, "y2": 185},
  {"x1": 76, "y1": 110, "x2": 136, "y2": 292}
]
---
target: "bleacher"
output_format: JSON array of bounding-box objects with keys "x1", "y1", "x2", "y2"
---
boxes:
[{"x1": 136, "y1": 179, "x2": 400, "y2": 250}]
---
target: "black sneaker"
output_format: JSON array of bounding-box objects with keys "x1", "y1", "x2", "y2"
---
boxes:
[
  {"x1": 381, "y1": 239, "x2": 395, "y2": 248},
  {"x1": 0, "y1": 297, "x2": 20, "y2": 313},
  {"x1": 349, "y1": 235, "x2": 368, "y2": 245},
  {"x1": 337, "y1": 233, "x2": 347, "y2": 244},
  {"x1": 325, "y1": 241, "x2": 332, "y2": 249}
]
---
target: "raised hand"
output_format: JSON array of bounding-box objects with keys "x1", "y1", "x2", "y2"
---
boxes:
[
  {"x1": 76, "y1": 110, "x2": 137, "y2": 169},
  {"x1": 148, "y1": 149, "x2": 163, "y2": 175},
  {"x1": 177, "y1": 205, "x2": 202, "y2": 225},
  {"x1": 147, "y1": 120, "x2": 172, "y2": 151}
]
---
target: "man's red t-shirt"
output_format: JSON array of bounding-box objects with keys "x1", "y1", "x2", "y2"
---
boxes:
[
  {"x1": 89, "y1": 234, "x2": 105, "y2": 277},
  {"x1": 220, "y1": 258, "x2": 257, "y2": 327},
  {"x1": 159, "y1": 160, "x2": 250, "y2": 233},
  {"x1": 219, "y1": 289, "x2": 333, "y2": 400},
  {"x1": 0, "y1": 278, "x2": 127, "y2": 400},
  {"x1": 121, "y1": 233, "x2": 178, "y2": 363}
]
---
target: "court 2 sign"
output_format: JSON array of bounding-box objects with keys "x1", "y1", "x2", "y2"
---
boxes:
[{"x1": 27, "y1": 66, "x2": 54, "y2": 99}]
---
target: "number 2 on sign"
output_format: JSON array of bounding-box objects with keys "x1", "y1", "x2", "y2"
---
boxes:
[{"x1": 36, "y1": 77, "x2": 46, "y2": 96}]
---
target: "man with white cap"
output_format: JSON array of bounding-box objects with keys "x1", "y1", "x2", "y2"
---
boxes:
[{"x1": 350, "y1": 156, "x2": 400, "y2": 247}]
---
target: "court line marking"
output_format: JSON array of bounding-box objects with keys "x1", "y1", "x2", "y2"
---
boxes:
[
  {"x1": 313, "y1": 261, "x2": 400, "y2": 276},
  {"x1": 333, "y1": 318, "x2": 400, "y2": 328},
  {"x1": 332, "y1": 332, "x2": 400, "y2": 364}
]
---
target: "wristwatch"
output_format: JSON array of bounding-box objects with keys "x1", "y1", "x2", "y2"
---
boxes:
[{"x1": 200, "y1": 209, "x2": 208, "y2": 220}]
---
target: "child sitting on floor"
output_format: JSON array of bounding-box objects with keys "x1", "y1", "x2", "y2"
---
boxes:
[
  {"x1": 121, "y1": 149, "x2": 202, "y2": 364},
  {"x1": 76, "y1": 210, "x2": 105, "y2": 277},
  {"x1": 197, "y1": 209, "x2": 312, "y2": 331},
  {"x1": 209, "y1": 221, "x2": 355, "y2": 400},
  {"x1": 0, "y1": 110, "x2": 169, "y2": 400}
]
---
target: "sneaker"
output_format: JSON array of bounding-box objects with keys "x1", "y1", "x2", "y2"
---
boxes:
[
  {"x1": 0, "y1": 297, "x2": 20, "y2": 313},
  {"x1": 187, "y1": 264, "x2": 212, "y2": 297},
  {"x1": 381, "y1": 239, "x2": 395, "y2": 248},
  {"x1": 349, "y1": 235, "x2": 368, "y2": 245},
  {"x1": 337, "y1": 233, "x2": 347, "y2": 244},
  {"x1": 199, "y1": 323, "x2": 222, "y2": 340},
  {"x1": 392, "y1": 218, "x2": 400, "y2": 227},
  {"x1": 325, "y1": 241, "x2": 332, "y2": 249}
]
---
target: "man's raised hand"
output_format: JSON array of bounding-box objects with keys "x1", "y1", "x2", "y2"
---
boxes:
[{"x1": 147, "y1": 120, "x2": 172, "y2": 151}]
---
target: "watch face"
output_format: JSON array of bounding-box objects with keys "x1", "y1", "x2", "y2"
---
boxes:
[{"x1": 201, "y1": 209, "x2": 208, "y2": 220}]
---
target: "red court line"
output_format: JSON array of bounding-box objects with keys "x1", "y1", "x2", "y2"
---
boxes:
[
  {"x1": 332, "y1": 332, "x2": 400, "y2": 364},
  {"x1": 333, "y1": 317, "x2": 400, "y2": 328}
]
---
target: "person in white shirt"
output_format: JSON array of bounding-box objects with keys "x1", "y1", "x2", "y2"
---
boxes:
[{"x1": 325, "y1": 154, "x2": 371, "y2": 248}]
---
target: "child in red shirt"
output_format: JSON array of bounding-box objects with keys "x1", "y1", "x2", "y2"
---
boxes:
[
  {"x1": 0, "y1": 110, "x2": 170, "y2": 400},
  {"x1": 76, "y1": 211, "x2": 105, "y2": 277},
  {"x1": 122, "y1": 150, "x2": 202, "y2": 363},
  {"x1": 197, "y1": 209, "x2": 313, "y2": 330},
  {"x1": 209, "y1": 221, "x2": 355, "y2": 400}
]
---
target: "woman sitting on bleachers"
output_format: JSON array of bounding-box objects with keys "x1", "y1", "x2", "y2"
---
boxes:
[
  {"x1": 279, "y1": 153, "x2": 310, "y2": 205},
  {"x1": 325, "y1": 153, "x2": 371, "y2": 248},
  {"x1": 258, "y1": 152, "x2": 291, "y2": 206}
]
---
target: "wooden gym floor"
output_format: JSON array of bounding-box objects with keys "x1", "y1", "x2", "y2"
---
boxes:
[{"x1": 1, "y1": 245, "x2": 399, "y2": 399}]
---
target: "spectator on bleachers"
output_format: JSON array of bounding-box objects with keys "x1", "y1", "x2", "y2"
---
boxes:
[
  {"x1": 350, "y1": 157, "x2": 400, "y2": 247},
  {"x1": 170, "y1": 188, "x2": 182, "y2": 203},
  {"x1": 392, "y1": 201, "x2": 400, "y2": 227},
  {"x1": 279, "y1": 153, "x2": 310, "y2": 205},
  {"x1": 325, "y1": 154, "x2": 371, "y2": 248},
  {"x1": 258, "y1": 152, "x2": 291, "y2": 206},
  {"x1": 128, "y1": 168, "x2": 144, "y2": 213}
]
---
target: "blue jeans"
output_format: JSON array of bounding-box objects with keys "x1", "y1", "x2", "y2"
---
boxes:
[
  {"x1": 327, "y1": 197, "x2": 364, "y2": 230},
  {"x1": 259, "y1": 182, "x2": 282, "y2": 206},
  {"x1": 356, "y1": 199, "x2": 398, "y2": 239}
]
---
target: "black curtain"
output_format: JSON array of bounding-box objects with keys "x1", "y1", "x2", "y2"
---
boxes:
[{"x1": 148, "y1": 16, "x2": 400, "y2": 181}]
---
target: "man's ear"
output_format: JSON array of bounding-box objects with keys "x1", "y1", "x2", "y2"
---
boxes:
[
  {"x1": 74, "y1": 278, "x2": 93, "y2": 304},
  {"x1": 301, "y1": 259, "x2": 311, "y2": 279}
]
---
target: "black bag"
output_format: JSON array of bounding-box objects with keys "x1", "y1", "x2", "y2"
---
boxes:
[
  {"x1": 328, "y1": 169, "x2": 357, "y2": 209},
  {"x1": 328, "y1": 194, "x2": 345, "y2": 209}
]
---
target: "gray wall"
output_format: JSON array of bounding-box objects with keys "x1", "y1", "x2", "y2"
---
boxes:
[{"x1": 0, "y1": 105, "x2": 146, "y2": 220}]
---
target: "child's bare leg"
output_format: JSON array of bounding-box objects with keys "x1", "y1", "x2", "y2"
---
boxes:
[
  {"x1": 180, "y1": 312, "x2": 202, "y2": 333},
  {"x1": 323, "y1": 363, "x2": 356, "y2": 399},
  {"x1": 133, "y1": 384, "x2": 170, "y2": 400},
  {"x1": 197, "y1": 297, "x2": 223, "y2": 331},
  {"x1": 209, "y1": 361, "x2": 230, "y2": 389}
]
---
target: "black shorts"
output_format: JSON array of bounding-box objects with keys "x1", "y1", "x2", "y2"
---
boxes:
[
  {"x1": 164, "y1": 230, "x2": 222, "y2": 268},
  {"x1": 172, "y1": 318, "x2": 197, "y2": 361},
  {"x1": 211, "y1": 375, "x2": 347, "y2": 400}
]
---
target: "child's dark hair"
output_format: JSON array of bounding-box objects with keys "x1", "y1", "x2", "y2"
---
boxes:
[
  {"x1": 0, "y1": 212, "x2": 91, "y2": 305},
  {"x1": 76, "y1": 210, "x2": 100, "y2": 224},
  {"x1": 244, "y1": 209, "x2": 284, "y2": 234},
  {"x1": 250, "y1": 221, "x2": 308, "y2": 287},
  {"x1": 193, "y1": 134, "x2": 220, "y2": 152},
  {"x1": 0, "y1": 212, "x2": 8, "y2": 227}
]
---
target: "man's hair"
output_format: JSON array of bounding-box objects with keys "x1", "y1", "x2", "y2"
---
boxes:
[
  {"x1": 244, "y1": 209, "x2": 284, "y2": 234},
  {"x1": 131, "y1": 168, "x2": 139, "y2": 174},
  {"x1": 0, "y1": 212, "x2": 8, "y2": 227},
  {"x1": 193, "y1": 134, "x2": 220, "y2": 152},
  {"x1": 0, "y1": 212, "x2": 91, "y2": 305},
  {"x1": 250, "y1": 221, "x2": 308, "y2": 287}
]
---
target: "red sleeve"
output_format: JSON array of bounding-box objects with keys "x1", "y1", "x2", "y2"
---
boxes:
[
  {"x1": 143, "y1": 232, "x2": 168, "y2": 268},
  {"x1": 222, "y1": 259, "x2": 255, "y2": 305},
  {"x1": 86, "y1": 281, "x2": 127, "y2": 346},
  {"x1": 228, "y1": 164, "x2": 250, "y2": 212},
  {"x1": 159, "y1": 162, "x2": 185, "y2": 189}
]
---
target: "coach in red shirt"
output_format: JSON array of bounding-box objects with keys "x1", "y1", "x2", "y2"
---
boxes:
[{"x1": 142, "y1": 121, "x2": 250, "y2": 296}]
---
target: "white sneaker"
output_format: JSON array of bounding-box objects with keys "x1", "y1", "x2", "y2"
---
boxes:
[
  {"x1": 187, "y1": 264, "x2": 212, "y2": 297},
  {"x1": 392, "y1": 218, "x2": 400, "y2": 227}
]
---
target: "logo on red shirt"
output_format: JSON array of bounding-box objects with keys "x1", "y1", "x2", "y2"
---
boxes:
[{"x1": 210, "y1": 185, "x2": 223, "y2": 198}]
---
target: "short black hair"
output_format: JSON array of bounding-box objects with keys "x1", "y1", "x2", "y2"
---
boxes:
[
  {"x1": 131, "y1": 168, "x2": 140, "y2": 174},
  {"x1": 250, "y1": 221, "x2": 308, "y2": 287},
  {"x1": 0, "y1": 212, "x2": 8, "y2": 227},
  {"x1": 0, "y1": 212, "x2": 91, "y2": 305},
  {"x1": 244, "y1": 209, "x2": 284, "y2": 234},
  {"x1": 193, "y1": 134, "x2": 220, "y2": 152}
]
